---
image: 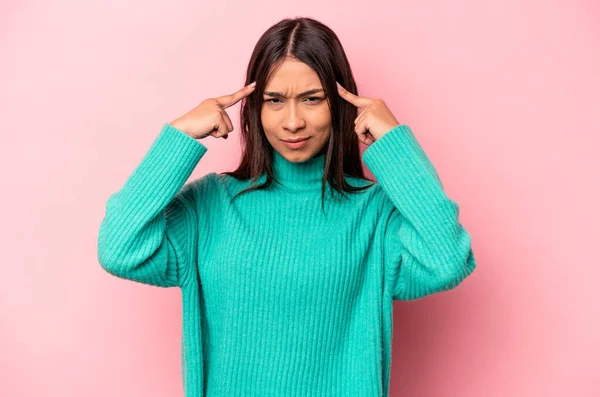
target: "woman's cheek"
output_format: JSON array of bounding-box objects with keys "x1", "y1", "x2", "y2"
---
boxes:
[
  {"x1": 312, "y1": 110, "x2": 332, "y2": 130},
  {"x1": 260, "y1": 110, "x2": 277, "y2": 131}
]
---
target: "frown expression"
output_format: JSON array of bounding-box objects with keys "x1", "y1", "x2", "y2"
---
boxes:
[{"x1": 261, "y1": 58, "x2": 331, "y2": 163}]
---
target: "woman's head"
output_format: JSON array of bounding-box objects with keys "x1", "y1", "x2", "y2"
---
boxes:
[
  {"x1": 224, "y1": 17, "x2": 374, "y2": 205},
  {"x1": 260, "y1": 58, "x2": 331, "y2": 163}
]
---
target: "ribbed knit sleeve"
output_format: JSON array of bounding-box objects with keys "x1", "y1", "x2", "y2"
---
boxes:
[
  {"x1": 97, "y1": 123, "x2": 208, "y2": 288},
  {"x1": 362, "y1": 124, "x2": 476, "y2": 300}
]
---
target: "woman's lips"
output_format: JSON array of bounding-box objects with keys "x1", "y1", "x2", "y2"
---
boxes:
[{"x1": 281, "y1": 137, "x2": 310, "y2": 149}]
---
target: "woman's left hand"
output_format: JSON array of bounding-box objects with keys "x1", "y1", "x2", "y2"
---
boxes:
[{"x1": 337, "y1": 81, "x2": 400, "y2": 146}]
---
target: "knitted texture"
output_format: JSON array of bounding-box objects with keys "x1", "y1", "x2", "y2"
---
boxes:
[{"x1": 97, "y1": 123, "x2": 476, "y2": 396}]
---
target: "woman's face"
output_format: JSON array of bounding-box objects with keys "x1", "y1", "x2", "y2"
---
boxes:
[{"x1": 261, "y1": 58, "x2": 331, "y2": 163}]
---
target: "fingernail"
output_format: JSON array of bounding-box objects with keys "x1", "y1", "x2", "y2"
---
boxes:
[
  {"x1": 336, "y1": 81, "x2": 342, "y2": 90},
  {"x1": 249, "y1": 81, "x2": 256, "y2": 88}
]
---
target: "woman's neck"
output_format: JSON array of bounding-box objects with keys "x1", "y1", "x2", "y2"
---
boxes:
[{"x1": 271, "y1": 150, "x2": 326, "y2": 192}]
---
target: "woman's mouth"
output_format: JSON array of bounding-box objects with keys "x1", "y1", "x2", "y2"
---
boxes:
[{"x1": 281, "y1": 137, "x2": 310, "y2": 149}]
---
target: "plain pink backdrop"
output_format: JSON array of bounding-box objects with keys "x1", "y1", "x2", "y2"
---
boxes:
[{"x1": 1, "y1": 1, "x2": 599, "y2": 396}]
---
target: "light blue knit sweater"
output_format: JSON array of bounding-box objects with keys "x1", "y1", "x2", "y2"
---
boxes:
[{"x1": 97, "y1": 122, "x2": 476, "y2": 396}]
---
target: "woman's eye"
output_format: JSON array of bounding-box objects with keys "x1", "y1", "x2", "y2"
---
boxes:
[
  {"x1": 264, "y1": 97, "x2": 323, "y2": 104},
  {"x1": 306, "y1": 97, "x2": 323, "y2": 104}
]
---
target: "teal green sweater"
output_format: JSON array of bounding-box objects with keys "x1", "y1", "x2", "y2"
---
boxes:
[{"x1": 97, "y1": 123, "x2": 476, "y2": 397}]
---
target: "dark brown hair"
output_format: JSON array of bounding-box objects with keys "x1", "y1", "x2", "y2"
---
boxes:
[{"x1": 221, "y1": 17, "x2": 375, "y2": 211}]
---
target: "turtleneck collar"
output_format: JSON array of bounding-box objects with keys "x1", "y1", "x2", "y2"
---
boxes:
[{"x1": 272, "y1": 150, "x2": 326, "y2": 191}]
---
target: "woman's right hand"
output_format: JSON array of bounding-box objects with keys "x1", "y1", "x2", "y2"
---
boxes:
[{"x1": 169, "y1": 81, "x2": 256, "y2": 140}]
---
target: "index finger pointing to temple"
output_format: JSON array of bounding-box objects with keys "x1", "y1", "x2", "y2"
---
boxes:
[
  {"x1": 336, "y1": 82, "x2": 371, "y2": 109},
  {"x1": 217, "y1": 81, "x2": 256, "y2": 109}
]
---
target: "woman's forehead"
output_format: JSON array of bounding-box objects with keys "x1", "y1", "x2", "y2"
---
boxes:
[{"x1": 265, "y1": 59, "x2": 322, "y2": 90}]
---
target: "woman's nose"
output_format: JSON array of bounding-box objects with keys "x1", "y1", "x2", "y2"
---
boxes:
[{"x1": 282, "y1": 103, "x2": 306, "y2": 132}]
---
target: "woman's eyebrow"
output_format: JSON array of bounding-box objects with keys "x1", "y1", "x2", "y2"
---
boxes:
[{"x1": 263, "y1": 89, "x2": 324, "y2": 98}]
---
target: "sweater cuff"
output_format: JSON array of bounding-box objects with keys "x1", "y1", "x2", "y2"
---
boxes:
[
  {"x1": 361, "y1": 124, "x2": 447, "y2": 214},
  {"x1": 119, "y1": 123, "x2": 208, "y2": 200}
]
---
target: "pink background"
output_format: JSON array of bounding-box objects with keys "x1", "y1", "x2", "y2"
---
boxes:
[{"x1": 2, "y1": 1, "x2": 599, "y2": 396}]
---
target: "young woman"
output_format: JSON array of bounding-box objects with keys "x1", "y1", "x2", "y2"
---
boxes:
[{"x1": 98, "y1": 16, "x2": 476, "y2": 397}]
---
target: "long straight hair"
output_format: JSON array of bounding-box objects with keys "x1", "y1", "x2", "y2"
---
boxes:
[{"x1": 221, "y1": 17, "x2": 375, "y2": 211}]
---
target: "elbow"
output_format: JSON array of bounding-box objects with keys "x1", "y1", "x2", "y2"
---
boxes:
[
  {"x1": 437, "y1": 247, "x2": 476, "y2": 291},
  {"x1": 395, "y1": 248, "x2": 476, "y2": 301},
  {"x1": 97, "y1": 227, "x2": 132, "y2": 278},
  {"x1": 97, "y1": 242, "x2": 126, "y2": 278}
]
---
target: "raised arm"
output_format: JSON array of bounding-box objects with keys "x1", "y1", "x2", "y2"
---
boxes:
[
  {"x1": 97, "y1": 82, "x2": 256, "y2": 287},
  {"x1": 362, "y1": 124, "x2": 476, "y2": 301},
  {"x1": 97, "y1": 123, "x2": 210, "y2": 287}
]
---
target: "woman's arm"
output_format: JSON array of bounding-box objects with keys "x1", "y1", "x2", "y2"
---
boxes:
[
  {"x1": 362, "y1": 124, "x2": 476, "y2": 301},
  {"x1": 97, "y1": 123, "x2": 209, "y2": 288}
]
